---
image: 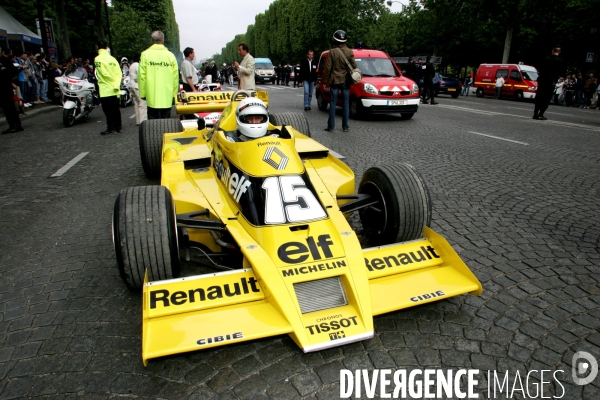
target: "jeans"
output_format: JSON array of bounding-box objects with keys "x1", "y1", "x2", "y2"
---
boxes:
[
  {"x1": 41, "y1": 79, "x2": 48, "y2": 101},
  {"x1": 303, "y1": 80, "x2": 314, "y2": 108},
  {"x1": 328, "y1": 82, "x2": 350, "y2": 130},
  {"x1": 462, "y1": 84, "x2": 471, "y2": 96}
]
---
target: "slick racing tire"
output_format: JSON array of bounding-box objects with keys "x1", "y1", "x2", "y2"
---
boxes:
[
  {"x1": 63, "y1": 108, "x2": 76, "y2": 127},
  {"x1": 269, "y1": 112, "x2": 311, "y2": 138},
  {"x1": 316, "y1": 91, "x2": 328, "y2": 111},
  {"x1": 169, "y1": 105, "x2": 179, "y2": 119},
  {"x1": 358, "y1": 163, "x2": 432, "y2": 246},
  {"x1": 139, "y1": 118, "x2": 183, "y2": 179},
  {"x1": 113, "y1": 186, "x2": 180, "y2": 290}
]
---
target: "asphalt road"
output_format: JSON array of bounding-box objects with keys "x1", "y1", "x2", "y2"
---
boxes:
[{"x1": 1, "y1": 86, "x2": 600, "y2": 399}]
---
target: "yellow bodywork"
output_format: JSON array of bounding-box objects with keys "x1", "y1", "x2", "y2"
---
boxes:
[{"x1": 141, "y1": 90, "x2": 482, "y2": 365}]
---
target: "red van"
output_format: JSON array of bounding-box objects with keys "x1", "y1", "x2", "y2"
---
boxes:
[
  {"x1": 474, "y1": 64, "x2": 538, "y2": 101},
  {"x1": 315, "y1": 49, "x2": 420, "y2": 119}
]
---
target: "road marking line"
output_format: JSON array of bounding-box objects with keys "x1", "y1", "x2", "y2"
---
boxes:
[
  {"x1": 468, "y1": 131, "x2": 529, "y2": 145},
  {"x1": 51, "y1": 152, "x2": 89, "y2": 177},
  {"x1": 129, "y1": 114, "x2": 135, "y2": 119},
  {"x1": 297, "y1": 94, "x2": 304, "y2": 97},
  {"x1": 440, "y1": 104, "x2": 600, "y2": 132}
]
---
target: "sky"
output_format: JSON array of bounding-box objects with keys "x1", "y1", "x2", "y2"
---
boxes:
[{"x1": 172, "y1": 0, "x2": 406, "y2": 62}]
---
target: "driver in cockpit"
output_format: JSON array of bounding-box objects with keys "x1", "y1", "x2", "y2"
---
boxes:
[{"x1": 228, "y1": 97, "x2": 272, "y2": 142}]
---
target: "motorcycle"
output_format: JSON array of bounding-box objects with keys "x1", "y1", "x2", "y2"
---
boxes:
[
  {"x1": 120, "y1": 75, "x2": 133, "y2": 108},
  {"x1": 55, "y1": 74, "x2": 98, "y2": 127}
]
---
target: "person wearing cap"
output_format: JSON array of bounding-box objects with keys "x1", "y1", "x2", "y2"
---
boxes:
[
  {"x1": 139, "y1": 30, "x2": 179, "y2": 119},
  {"x1": 95, "y1": 40, "x2": 122, "y2": 134},
  {"x1": 324, "y1": 30, "x2": 356, "y2": 133}
]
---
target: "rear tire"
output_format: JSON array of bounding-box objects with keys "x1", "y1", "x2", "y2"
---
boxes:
[
  {"x1": 316, "y1": 91, "x2": 328, "y2": 111},
  {"x1": 358, "y1": 163, "x2": 432, "y2": 246},
  {"x1": 113, "y1": 186, "x2": 180, "y2": 290},
  {"x1": 269, "y1": 112, "x2": 311, "y2": 137},
  {"x1": 139, "y1": 118, "x2": 183, "y2": 179},
  {"x1": 476, "y1": 87, "x2": 484, "y2": 98},
  {"x1": 169, "y1": 105, "x2": 178, "y2": 119},
  {"x1": 451, "y1": 93, "x2": 459, "y2": 98}
]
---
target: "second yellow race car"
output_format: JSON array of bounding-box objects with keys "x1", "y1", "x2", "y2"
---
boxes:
[{"x1": 112, "y1": 89, "x2": 482, "y2": 365}]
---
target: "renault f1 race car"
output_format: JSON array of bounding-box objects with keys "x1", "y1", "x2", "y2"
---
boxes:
[{"x1": 113, "y1": 89, "x2": 482, "y2": 365}]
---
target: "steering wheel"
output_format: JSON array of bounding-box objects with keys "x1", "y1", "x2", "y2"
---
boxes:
[{"x1": 231, "y1": 90, "x2": 252, "y2": 102}]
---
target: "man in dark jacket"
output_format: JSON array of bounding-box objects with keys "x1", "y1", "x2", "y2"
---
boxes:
[
  {"x1": 0, "y1": 48, "x2": 23, "y2": 134},
  {"x1": 533, "y1": 47, "x2": 565, "y2": 120},
  {"x1": 404, "y1": 57, "x2": 417, "y2": 81},
  {"x1": 300, "y1": 50, "x2": 317, "y2": 110},
  {"x1": 420, "y1": 56, "x2": 437, "y2": 105},
  {"x1": 324, "y1": 30, "x2": 357, "y2": 132}
]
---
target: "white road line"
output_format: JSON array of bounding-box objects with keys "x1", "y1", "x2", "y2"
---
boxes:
[
  {"x1": 504, "y1": 106, "x2": 574, "y2": 117},
  {"x1": 468, "y1": 131, "x2": 529, "y2": 145},
  {"x1": 296, "y1": 94, "x2": 304, "y2": 97},
  {"x1": 51, "y1": 152, "x2": 90, "y2": 177},
  {"x1": 129, "y1": 114, "x2": 135, "y2": 119},
  {"x1": 439, "y1": 104, "x2": 600, "y2": 132}
]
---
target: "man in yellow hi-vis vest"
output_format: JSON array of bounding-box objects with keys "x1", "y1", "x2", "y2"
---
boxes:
[
  {"x1": 139, "y1": 31, "x2": 179, "y2": 119},
  {"x1": 94, "y1": 40, "x2": 122, "y2": 135}
]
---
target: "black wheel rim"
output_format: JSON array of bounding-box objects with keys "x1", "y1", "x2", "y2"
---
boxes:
[{"x1": 359, "y1": 181, "x2": 388, "y2": 236}]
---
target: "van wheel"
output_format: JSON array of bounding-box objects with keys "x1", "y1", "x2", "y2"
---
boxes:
[
  {"x1": 515, "y1": 91, "x2": 524, "y2": 101},
  {"x1": 112, "y1": 186, "x2": 180, "y2": 290},
  {"x1": 358, "y1": 163, "x2": 432, "y2": 246},
  {"x1": 476, "y1": 88, "x2": 484, "y2": 98},
  {"x1": 316, "y1": 91, "x2": 328, "y2": 111},
  {"x1": 451, "y1": 93, "x2": 460, "y2": 98},
  {"x1": 350, "y1": 97, "x2": 363, "y2": 119}
]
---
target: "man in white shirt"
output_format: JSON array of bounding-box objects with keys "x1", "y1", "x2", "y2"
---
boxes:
[
  {"x1": 181, "y1": 47, "x2": 198, "y2": 92},
  {"x1": 128, "y1": 54, "x2": 147, "y2": 125},
  {"x1": 234, "y1": 43, "x2": 255, "y2": 90},
  {"x1": 493, "y1": 73, "x2": 504, "y2": 99}
]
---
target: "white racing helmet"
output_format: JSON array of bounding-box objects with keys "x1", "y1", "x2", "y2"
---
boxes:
[{"x1": 236, "y1": 97, "x2": 269, "y2": 139}]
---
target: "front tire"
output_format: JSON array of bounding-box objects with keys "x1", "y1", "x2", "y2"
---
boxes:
[
  {"x1": 139, "y1": 118, "x2": 183, "y2": 179},
  {"x1": 113, "y1": 186, "x2": 180, "y2": 290},
  {"x1": 269, "y1": 112, "x2": 311, "y2": 137},
  {"x1": 350, "y1": 97, "x2": 363, "y2": 119},
  {"x1": 514, "y1": 91, "x2": 524, "y2": 101},
  {"x1": 400, "y1": 113, "x2": 414, "y2": 120},
  {"x1": 476, "y1": 87, "x2": 484, "y2": 98},
  {"x1": 63, "y1": 108, "x2": 76, "y2": 127},
  {"x1": 358, "y1": 163, "x2": 432, "y2": 246},
  {"x1": 316, "y1": 91, "x2": 328, "y2": 111}
]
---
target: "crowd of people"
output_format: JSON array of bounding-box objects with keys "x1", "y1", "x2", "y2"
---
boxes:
[{"x1": 549, "y1": 73, "x2": 599, "y2": 109}]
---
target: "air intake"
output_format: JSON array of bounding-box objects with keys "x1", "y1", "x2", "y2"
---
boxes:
[{"x1": 294, "y1": 277, "x2": 347, "y2": 314}]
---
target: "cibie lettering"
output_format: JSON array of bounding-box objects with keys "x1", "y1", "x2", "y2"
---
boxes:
[
  {"x1": 306, "y1": 316, "x2": 358, "y2": 335},
  {"x1": 410, "y1": 290, "x2": 445, "y2": 303},
  {"x1": 278, "y1": 234, "x2": 334, "y2": 264},
  {"x1": 197, "y1": 332, "x2": 243, "y2": 346},
  {"x1": 149, "y1": 277, "x2": 260, "y2": 309},
  {"x1": 214, "y1": 158, "x2": 251, "y2": 203},
  {"x1": 365, "y1": 246, "x2": 440, "y2": 271}
]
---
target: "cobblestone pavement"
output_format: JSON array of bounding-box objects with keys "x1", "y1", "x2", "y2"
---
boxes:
[{"x1": 1, "y1": 86, "x2": 599, "y2": 399}]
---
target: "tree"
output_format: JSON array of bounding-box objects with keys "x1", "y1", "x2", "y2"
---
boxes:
[{"x1": 109, "y1": 6, "x2": 151, "y2": 60}]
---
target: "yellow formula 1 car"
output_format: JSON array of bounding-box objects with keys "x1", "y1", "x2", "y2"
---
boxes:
[{"x1": 112, "y1": 90, "x2": 482, "y2": 365}]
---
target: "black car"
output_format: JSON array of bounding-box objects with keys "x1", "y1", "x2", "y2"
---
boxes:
[{"x1": 435, "y1": 74, "x2": 463, "y2": 98}]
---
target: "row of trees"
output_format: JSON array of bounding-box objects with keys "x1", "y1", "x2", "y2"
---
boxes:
[
  {"x1": 3, "y1": 0, "x2": 180, "y2": 63},
  {"x1": 212, "y1": 0, "x2": 599, "y2": 75}
]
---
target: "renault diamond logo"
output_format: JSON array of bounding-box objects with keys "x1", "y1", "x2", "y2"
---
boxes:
[{"x1": 263, "y1": 146, "x2": 289, "y2": 170}]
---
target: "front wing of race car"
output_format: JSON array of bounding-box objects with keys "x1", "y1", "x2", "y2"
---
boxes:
[{"x1": 141, "y1": 226, "x2": 481, "y2": 365}]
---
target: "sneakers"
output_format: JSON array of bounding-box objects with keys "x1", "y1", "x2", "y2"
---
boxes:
[
  {"x1": 24, "y1": 103, "x2": 32, "y2": 108},
  {"x1": 343, "y1": 128, "x2": 349, "y2": 132}
]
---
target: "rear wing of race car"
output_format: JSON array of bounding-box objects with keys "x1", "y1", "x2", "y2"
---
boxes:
[{"x1": 174, "y1": 90, "x2": 269, "y2": 115}]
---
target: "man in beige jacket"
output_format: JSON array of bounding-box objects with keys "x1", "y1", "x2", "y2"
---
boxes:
[{"x1": 234, "y1": 43, "x2": 255, "y2": 90}]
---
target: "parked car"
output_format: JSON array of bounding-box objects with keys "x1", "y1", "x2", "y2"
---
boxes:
[
  {"x1": 435, "y1": 74, "x2": 462, "y2": 98},
  {"x1": 315, "y1": 48, "x2": 420, "y2": 119}
]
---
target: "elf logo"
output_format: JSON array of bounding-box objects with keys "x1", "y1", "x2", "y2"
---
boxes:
[{"x1": 277, "y1": 234, "x2": 335, "y2": 264}]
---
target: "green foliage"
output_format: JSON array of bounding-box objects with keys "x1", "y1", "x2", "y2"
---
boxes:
[{"x1": 109, "y1": 5, "x2": 151, "y2": 60}]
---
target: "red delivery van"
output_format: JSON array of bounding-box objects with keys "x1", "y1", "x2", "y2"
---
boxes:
[{"x1": 474, "y1": 64, "x2": 538, "y2": 101}]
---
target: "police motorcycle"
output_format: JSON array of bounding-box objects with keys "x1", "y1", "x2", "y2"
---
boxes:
[
  {"x1": 120, "y1": 73, "x2": 133, "y2": 108},
  {"x1": 55, "y1": 70, "x2": 98, "y2": 128}
]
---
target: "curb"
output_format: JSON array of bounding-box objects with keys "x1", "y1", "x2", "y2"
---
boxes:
[{"x1": 0, "y1": 104, "x2": 60, "y2": 124}]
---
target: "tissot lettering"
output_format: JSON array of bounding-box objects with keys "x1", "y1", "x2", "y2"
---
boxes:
[
  {"x1": 306, "y1": 316, "x2": 358, "y2": 335},
  {"x1": 365, "y1": 246, "x2": 440, "y2": 271},
  {"x1": 149, "y1": 277, "x2": 260, "y2": 308},
  {"x1": 410, "y1": 290, "x2": 445, "y2": 303},
  {"x1": 278, "y1": 234, "x2": 335, "y2": 264},
  {"x1": 281, "y1": 260, "x2": 347, "y2": 277},
  {"x1": 196, "y1": 332, "x2": 243, "y2": 345}
]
